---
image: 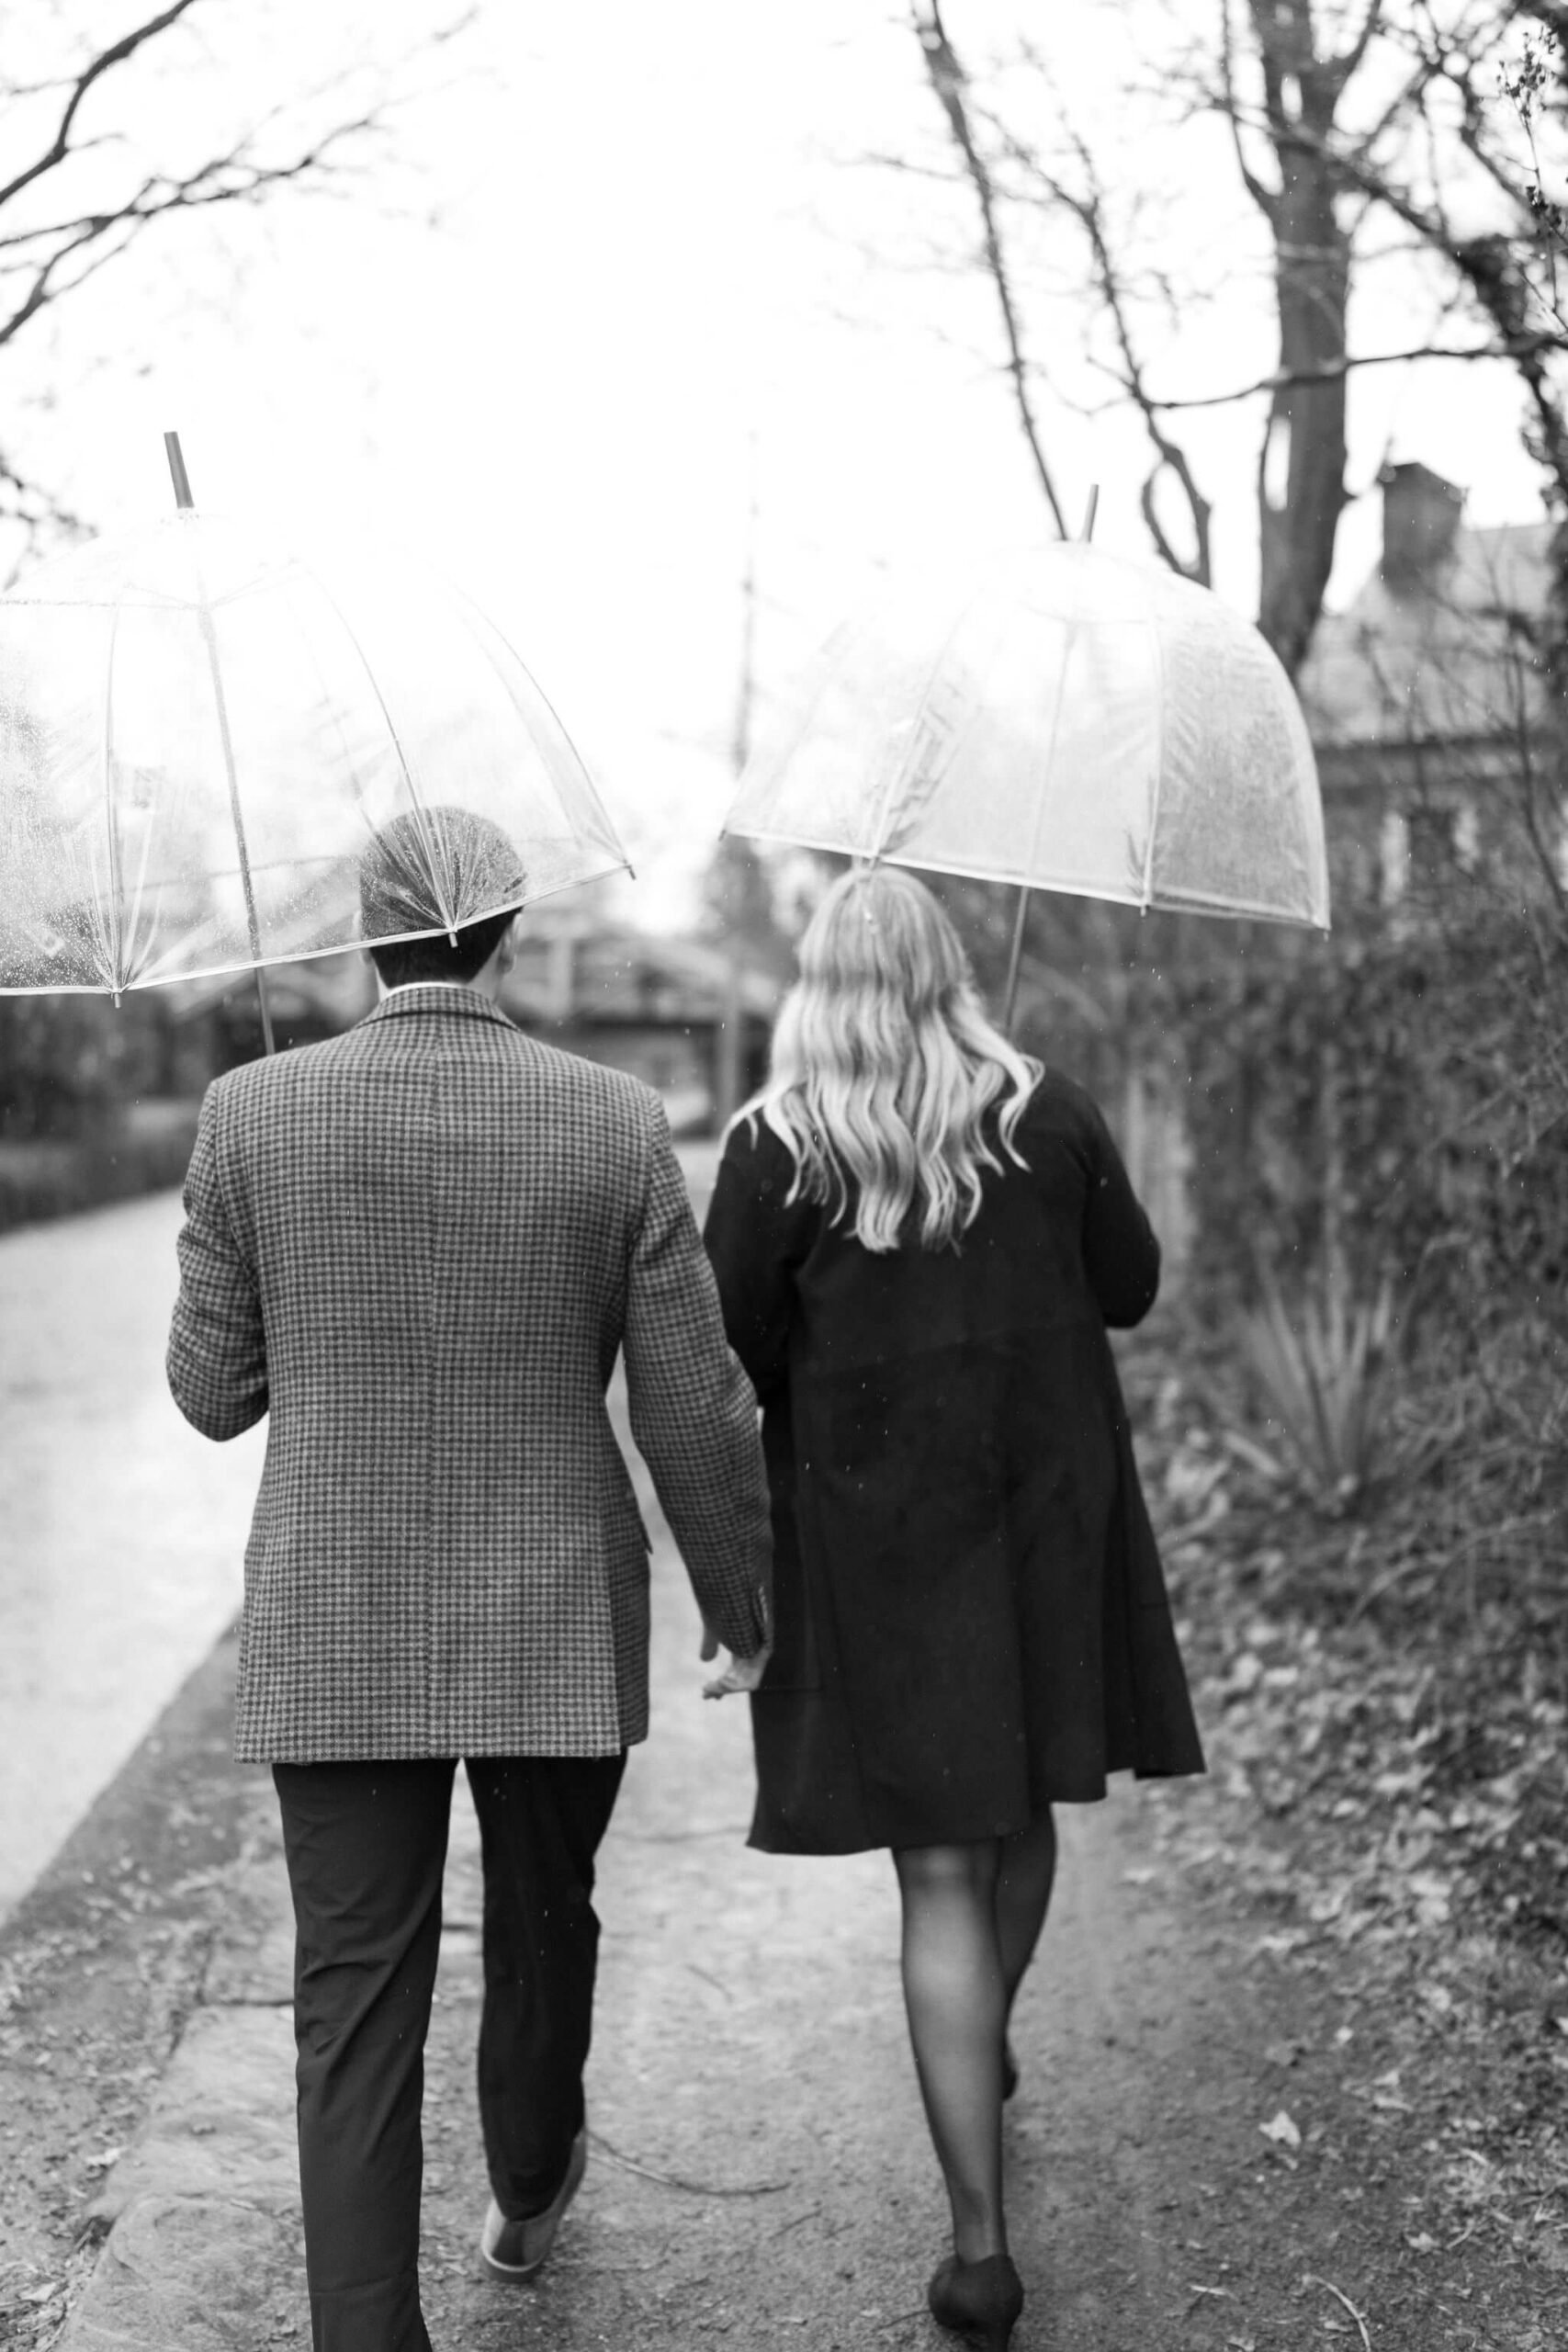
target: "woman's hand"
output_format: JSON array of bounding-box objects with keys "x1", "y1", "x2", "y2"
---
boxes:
[{"x1": 699, "y1": 1620, "x2": 772, "y2": 1699}]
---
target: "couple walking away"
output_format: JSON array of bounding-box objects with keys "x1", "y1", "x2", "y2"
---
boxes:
[{"x1": 167, "y1": 807, "x2": 1204, "y2": 2352}]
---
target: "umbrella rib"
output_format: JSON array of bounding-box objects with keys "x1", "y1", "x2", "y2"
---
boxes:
[
  {"x1": 274, "y1": 571, "x2": 383, "y2": 818},
  {"x1": 1014, "y1": 612, "x2": 1077, "y2": 900},
  {"x1": 301, "y1": 573, "x2": 456, "y2": 935},
  {"x1": 99, "y1": 603, "x2": 127, "y2": 993},
  {"x1": 863, "y1": 587, "x2": 988, "y2": 862},
  {"x1": 1141, "y1": 612, "x2": 1165, "y2": 910},
  {"x1": 68, "y1": 828, "x2": 116, "y2": 994},
  {"x1": 112, "y1": 615, "x2": 163, "y2": 993},
  {"x1": 196, "y1": 602, "x2": 268, "y2": 985},
  {"x1": 457, "y1": 589, "x2": 630, "y2": 879},
  {"x1": 124, "y1": 798, "x2": 159, "y2": 989},
  {"x1": 80, "y1": 854, "x2": 634, "y2": 996},
  {"x1": 728, "y1": 638, "x2": 847, "y2": 842}
]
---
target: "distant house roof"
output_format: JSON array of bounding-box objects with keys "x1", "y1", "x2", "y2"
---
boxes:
[
  {"x1": 502, "y1": 922, "x2": 781, "y2": 1028},
  {"x1": 1297, "y1": 463, "x2": 1557, "y2": 759}
]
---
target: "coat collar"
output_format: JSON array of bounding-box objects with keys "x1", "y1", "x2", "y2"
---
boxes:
[{"x1": 358, "y1": 984, "x2": 519, "y2": 1035}]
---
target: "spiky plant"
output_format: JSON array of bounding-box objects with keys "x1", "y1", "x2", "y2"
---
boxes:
[{"x1": 1237, "y1": 1266, "x2": 1398, "y2": 1512}]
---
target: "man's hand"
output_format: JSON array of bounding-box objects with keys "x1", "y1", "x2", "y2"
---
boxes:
[{"x1": 699, "y1": 1622, "x2": 772, "y2": 1699}]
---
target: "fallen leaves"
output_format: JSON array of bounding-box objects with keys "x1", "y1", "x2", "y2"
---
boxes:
[{"x1": 1122, "y1": 1322, "x2": 1568, "y2": 2308}]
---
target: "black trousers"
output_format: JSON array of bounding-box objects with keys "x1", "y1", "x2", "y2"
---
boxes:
[{"x1": 272, "y1": 1750, "x2": 627, "y2": 2352}]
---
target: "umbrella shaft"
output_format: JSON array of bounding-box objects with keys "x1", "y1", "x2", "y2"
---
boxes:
[
  {"x1": 1002, "y1": 887, "x2": 1030, "y2": 1034},
  {"x1": 254, "y1": 965, "x2": 277, "y2": 1057}
]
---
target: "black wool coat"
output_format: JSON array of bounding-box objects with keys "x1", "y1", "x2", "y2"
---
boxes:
[{"x1": 703, "y1": 1069, "x2": 1205, "y2": 1855}]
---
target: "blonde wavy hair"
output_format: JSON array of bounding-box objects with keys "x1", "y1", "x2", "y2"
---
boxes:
[{"x1": 750, "y1": 865, "x2": 1041, "y2": 1252}]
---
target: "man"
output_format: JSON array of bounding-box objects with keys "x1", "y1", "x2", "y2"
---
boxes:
[{"x1": 168, "y1": 807, "x2": 772, "y2": 2352}]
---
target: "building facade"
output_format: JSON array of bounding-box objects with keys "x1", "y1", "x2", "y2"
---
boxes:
[{"x1": 1297, "y1": 460, "x2": 1563, "y2": 918}]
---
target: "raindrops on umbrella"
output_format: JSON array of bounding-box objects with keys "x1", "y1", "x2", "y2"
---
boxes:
[
  {"x1": 0, "y1": 492, "x2": 628, "y2": 1004},
  {"x1": 723, "y1": 539, "x2": 1329, "y2": 945}
]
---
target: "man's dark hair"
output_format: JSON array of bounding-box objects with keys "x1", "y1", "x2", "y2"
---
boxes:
[
  {"x1": 359, "y1": 807, "x2": 525, "y2": 990},
  {"x1": 367, "y1": 910, "x2": 515, "y2": 989}
]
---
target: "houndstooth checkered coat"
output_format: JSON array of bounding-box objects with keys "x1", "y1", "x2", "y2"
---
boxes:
[{"x1": 167, "y1": 985, "x2": 773, "y2": 1763}]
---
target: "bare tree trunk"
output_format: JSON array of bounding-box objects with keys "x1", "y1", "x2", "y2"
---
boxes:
[
  {"x1": 1258, "y1": 172, "x2": 1348, "y2": 671},
  {"x1": 1247, "y1": 0, "x2": 1352, "y2": 674}
]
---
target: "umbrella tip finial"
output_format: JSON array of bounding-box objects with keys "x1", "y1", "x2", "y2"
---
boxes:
[{"x1": 164, "y1": 431, "x2": 195, "y2": 511}]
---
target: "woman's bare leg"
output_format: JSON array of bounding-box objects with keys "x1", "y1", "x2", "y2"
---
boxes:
[
  {"x1": 996, "y1": 1806, "x2": 1056, "y2": 2016},
  {"x1": 892, "y1": 1839, "x2": 1008, "y2": 2262}
]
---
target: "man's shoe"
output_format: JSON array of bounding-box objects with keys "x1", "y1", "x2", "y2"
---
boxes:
[{"x1": 479, "y1": 2129, "x2": 588, "y2": 2280}]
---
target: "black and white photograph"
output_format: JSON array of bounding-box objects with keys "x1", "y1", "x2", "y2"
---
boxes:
[{"x1": 1, "y1": 5, "x2": 1565, "y2": 2347}]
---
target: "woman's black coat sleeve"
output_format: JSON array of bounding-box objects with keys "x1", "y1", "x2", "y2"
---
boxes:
[
  {"x1": 1073, "y1": 1089, "x2": 1161, "y2": 1329},
  {"x1": 702, "y1": 1117, "x2": 807, "y2": 1406}
]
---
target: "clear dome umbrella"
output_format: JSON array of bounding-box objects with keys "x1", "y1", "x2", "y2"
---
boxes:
[
  {"x1": 722, "y1": 530, "x2": 1329, "y2": 1023},
  {"x1": 0, "y1": 438, "x2": 630, "y2": 1051}
]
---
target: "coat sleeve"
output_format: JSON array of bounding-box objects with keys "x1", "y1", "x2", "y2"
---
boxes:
[
  {"x1": 166, "y1": 1081, "x2": 269, "y2": 1440},
  {"x1": 700, "y1": 1116, "x2": 802, "y2": 1408},
  {"x1": 1074, "y1": 1089, "x2": 1162, "y2": 1329},
  {"x1": 621, "y1": 1093, "x2": 773, "y2": 1659}
]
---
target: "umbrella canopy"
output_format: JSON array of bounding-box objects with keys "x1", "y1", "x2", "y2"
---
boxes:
[
  {"x1": 0, "y1": 512, "x2": 630, "y2": 997},
  {"x1": 722, "y1": 542, "x2": 1329, "y2": 930}
]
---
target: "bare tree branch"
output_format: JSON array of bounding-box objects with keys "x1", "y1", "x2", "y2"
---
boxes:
[
  {"x1": 909, "y1": 3, "x2": 1068, "y2": 537},
  {"x1": 1147, "y1": 328, "x2": 1568, "y2": 408},
  {"x1": 1327, "y1": 0, "x2": 1391, "y2": 95},
  {"x1": 0, "y1": 0, "x2": 472, "y2": 528},
  {"x1": 0, "y1": 102, "x2": 381, "y2": 353},
  {"x1": 992, "y1": 121, "x2": 1213, "y2": 581},
  {"x1": 1219, "y1": 0, "x2": 1280, "y2": 218},
  {"x1": 883, "y1": 1, "x2": 1568, "y2": 684},
  {"x1": 0, "y1": 1, "x2": 203, "y2": 212}
]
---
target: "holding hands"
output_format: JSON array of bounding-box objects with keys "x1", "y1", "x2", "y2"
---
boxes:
[{"x1": 700, "y1": 1620, "x2": 771, "y2": 1700}]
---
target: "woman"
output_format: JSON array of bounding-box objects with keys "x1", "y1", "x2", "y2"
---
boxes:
[{"x1": 702, "y1": 865, "x2": 1204, "y2": 2351}]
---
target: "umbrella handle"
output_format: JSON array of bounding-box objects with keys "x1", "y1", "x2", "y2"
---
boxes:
[{"x1": 1001, "y1": 888, "x2": 1031, "y2": 1035}]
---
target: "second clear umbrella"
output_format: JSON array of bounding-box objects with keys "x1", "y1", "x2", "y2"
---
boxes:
[{"x1": 722, "y1": 541, "x2": 1329, "y2": 1018}]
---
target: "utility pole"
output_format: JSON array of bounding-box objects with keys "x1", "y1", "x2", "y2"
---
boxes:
[{"x1": 714, "y1": 438, "x2": 760, "y2": 1130}]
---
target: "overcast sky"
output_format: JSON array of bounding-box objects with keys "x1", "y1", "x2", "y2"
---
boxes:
[{"x1": 12, "y1": 0, "x2": 1552, "y2": 920}]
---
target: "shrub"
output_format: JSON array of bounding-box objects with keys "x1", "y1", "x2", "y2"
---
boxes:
[{"x1": 1235, "y1": 1264, "x2": 1398, "y2": 1512}]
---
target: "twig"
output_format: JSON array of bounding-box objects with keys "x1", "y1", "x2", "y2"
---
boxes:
[
  {"x1": 1186, "y1": 2280, "x2": 1235, "y2": 2313},
  {"x1": 684, "y1": 1960, "x2": 733, "y2": 2002},
  {"x1": 586, "y1": 2127, "x2": 791, "y2": 2199},
  {"x1": 1343, "y1": 1555, "x2": 1436, "y2": 1626},
  {"x1": 1303, "y1": 2272, "x2": 1372, "y2": 2352},
  {"x1": 1347, "y1": 1510, "x2": 1562, "y2": 1624},
  {"x1": 1147, "y1": 334, "x2": 1568, "y2": 410},
  {"x1": 909, "y1": 5, "x2": 1068, "y2": 537},
  {"x1": 770, "y1": 2203, "x2": 823, "y2": 2240}
]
